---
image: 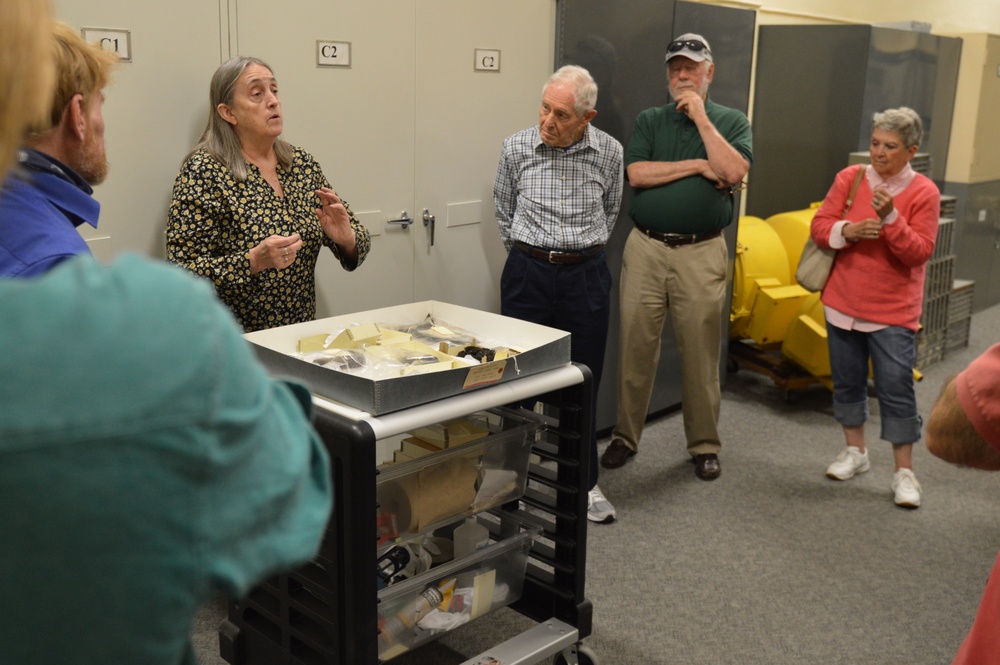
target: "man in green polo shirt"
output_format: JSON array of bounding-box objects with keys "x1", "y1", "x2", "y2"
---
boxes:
[{"x1": 601, "y1": 33, "x2": 752, "y2": 481}]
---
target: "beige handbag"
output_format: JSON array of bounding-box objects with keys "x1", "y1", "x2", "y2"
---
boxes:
[{"x1": 795, "y1": 165, "x2": 866, "y2": 292}]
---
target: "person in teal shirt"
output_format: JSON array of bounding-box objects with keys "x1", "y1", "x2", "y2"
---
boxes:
[
  {"x1": 0, "y1": 4, "x2": 332, "y2": 663},
  {"x1": 0, "y1": 254, "x2": 334, "y2": 665}
]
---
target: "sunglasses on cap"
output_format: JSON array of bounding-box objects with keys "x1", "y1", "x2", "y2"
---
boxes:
[{"x1": 666, "y1": 39, "x2": 711, "y2": 55}]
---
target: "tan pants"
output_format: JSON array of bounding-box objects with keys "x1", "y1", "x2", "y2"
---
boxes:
[{"x1": 613, "y1": 227, "x2": 727, "y2": 456}]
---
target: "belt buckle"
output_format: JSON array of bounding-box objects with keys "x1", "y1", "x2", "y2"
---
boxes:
[
  {"x1": 649, "y1": 228, "x2": 674, "y2": 246},
  {"x1": 547, "y1": 250, "x2": 560, "y2": 264}
]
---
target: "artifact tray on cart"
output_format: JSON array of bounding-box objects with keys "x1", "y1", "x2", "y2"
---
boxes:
[{"x1": 242, "y1": 300, "x2": 571, "y2": 415}]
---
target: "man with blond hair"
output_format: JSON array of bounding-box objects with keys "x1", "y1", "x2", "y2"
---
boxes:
[{"x1": 0, "y1": 20, "x2": 118, "y2": 276}]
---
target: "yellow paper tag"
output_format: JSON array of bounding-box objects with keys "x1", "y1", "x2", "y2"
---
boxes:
[{"x1": 463, "y1": 361, "x2": 505, "y2": 389}]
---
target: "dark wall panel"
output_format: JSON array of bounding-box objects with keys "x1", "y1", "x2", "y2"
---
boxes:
[
  {"x1": 748, "y1": 24, "x2": 962, "y2": 220},
  {"x1": 748, "y1": 25, "x2": 870, "y2": 219}
]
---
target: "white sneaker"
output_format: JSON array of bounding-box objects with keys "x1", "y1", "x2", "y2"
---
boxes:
[
  {"x1": 892, "y1": 468, "x2": 922, "y2": 508},
  {"x1": 587, "y1": 485, "x2": 616, "y2": 523},
  {"x1": 826, "y1": 446, "x2": 870, "y2": 480}
]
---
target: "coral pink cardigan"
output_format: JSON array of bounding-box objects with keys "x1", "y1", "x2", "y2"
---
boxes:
[{"x1": 810, "y1": 164, "x2": 940, "y2": 331}]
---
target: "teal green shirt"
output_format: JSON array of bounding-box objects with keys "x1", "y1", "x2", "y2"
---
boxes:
[
  {"x1": 0, "y1": 254, "x2": 332, "y2": 665},
  {"x1": 625, "y1": 99, "x2": 753, "y2": 234}
]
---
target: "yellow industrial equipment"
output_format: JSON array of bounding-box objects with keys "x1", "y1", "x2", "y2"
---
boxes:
[
  {"x1": 728, "y1": 204, "x2": 833, "y2": 398},
  {"x1": 780, "y1": 291, "x2": 831, "y2": 379},
  {"x1": 763, "y1": 205, "x2": 818, "y2": 281},
  {"x1": 728, "y1": 203, "x2": 923, "y2": 398},
  {"x1": 730, "y1": 215, "x2": 796, "y2": 344}
]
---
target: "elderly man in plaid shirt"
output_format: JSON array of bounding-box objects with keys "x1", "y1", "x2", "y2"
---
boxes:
[{"x1": 493, "y1": 64, "x2": 624, "y2": 524}]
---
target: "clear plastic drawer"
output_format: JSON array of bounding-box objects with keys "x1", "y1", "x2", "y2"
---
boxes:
[
  {"x1": 376, "y1": 408, "x2": 543, "y2": 543},
  {"x1": 376, "y1": 511, "x2": 541, "y2": 661}
]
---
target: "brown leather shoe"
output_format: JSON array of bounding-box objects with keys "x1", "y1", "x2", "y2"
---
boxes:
[
  {"x1": 694, "y1": 453, "x2": 721, "y2": 481},
  {"x1": 601, "y1": 438, "x2": 636, "y2": 469}
]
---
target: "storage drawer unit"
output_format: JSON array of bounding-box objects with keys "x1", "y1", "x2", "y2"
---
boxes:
[
  {"x1": 220, "y1": 363, "x2": 594, "y2": 664},
  {"x1": 376, "y1": 410, "x2": 542, "y2": 543},
  {"x1": 377, "y1": 510, "x2": 541, "y2": 660}
]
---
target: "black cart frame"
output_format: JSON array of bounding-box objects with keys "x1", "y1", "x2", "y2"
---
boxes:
[{"x1": 220, "y1": 363, "x2": 593, "y2": 664}]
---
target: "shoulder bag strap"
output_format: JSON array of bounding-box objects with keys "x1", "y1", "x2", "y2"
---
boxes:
[{"x1": 842, "y1": 164, "x2": 866, "y2": 217}]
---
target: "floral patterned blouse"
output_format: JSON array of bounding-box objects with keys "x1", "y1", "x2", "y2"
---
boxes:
[{"x1": 167, "y1": 146, "x2": 371, "y2": 332}]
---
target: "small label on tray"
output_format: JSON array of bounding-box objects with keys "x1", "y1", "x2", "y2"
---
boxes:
[
  {"x1": 467, "y1": 656, "x2": 503, "y2": 664},
  {"x1": 463, "y1": 360, "x2": 505, "y2": 389}
]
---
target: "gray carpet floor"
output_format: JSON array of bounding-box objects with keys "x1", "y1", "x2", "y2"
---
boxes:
[{"x1": 192, "y1": 303, "x2": 1000, "y2": 665}]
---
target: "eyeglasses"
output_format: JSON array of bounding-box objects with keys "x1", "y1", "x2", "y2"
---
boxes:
[{"x1": 666, "y1": 39, "x2": 711, "y2": 55}]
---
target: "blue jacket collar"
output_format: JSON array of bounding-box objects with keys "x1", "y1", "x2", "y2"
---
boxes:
[{"x1": 15, "y1": 148, "x2": 94, "y2": 196}]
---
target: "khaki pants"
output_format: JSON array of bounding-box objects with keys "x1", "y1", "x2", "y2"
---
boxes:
[{"x1": 613, "y1": 227, "x2": 727, "y2": 456}]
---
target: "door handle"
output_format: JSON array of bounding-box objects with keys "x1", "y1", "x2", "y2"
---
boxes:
[
  {"x1": 423, "y1": 208, "x2": 436, "y2": 247},
  {"x1": 387, "y1": 211, "x2": 412, "y2": 229}
]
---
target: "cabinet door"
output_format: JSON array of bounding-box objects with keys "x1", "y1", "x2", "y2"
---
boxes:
[
  {"x1": 53, "y1": 0, "x2": 226, "y2": 262},
  {"x1": 233, "y1": 1, "x2": 418, "y2": 314},
  {"x1": 235, "y1": 1, "x2": 556, "y2": 316},
  {"x1": 411, "y1": 0, "x2": 555, "y2": 310}
]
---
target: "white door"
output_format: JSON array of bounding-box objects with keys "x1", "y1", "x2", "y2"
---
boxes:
[
  {"x1": 53, "y1": 0, "x2": 227, "y2": 262},
  {"x1": 412, "y1": 1, "x2": 555, "y2": 310},
  {"x1": 234, "y1": 1, "x2": 556, "y2": 316},
  {"x1": 233, "y1": 1, "x2": 418, "y2": 315}
]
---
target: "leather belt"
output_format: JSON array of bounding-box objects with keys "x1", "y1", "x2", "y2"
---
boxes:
[
  {"x1": 636, "y1": 224, "x2": 722, "y2": 247},
  {"x1": 513, "y1": 241, "x2": 604, "y2": 265}
]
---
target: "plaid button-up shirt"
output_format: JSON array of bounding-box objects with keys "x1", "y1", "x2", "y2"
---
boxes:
[{"x1": 494, "y1": 125, "x2": 623, "y2": 252}]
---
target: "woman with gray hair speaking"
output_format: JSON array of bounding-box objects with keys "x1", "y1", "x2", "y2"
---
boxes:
[
  {"x1": 167, "y1": 55, "x2": 370, "y2": 332},
  {"x1": 809, "y1": 107, "x2": 940, "y2": 508}
]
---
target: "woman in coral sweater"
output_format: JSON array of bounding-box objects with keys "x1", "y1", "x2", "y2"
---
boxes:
[{"x1": 809, "y1": 107, "x2": 940, "y2": 508}]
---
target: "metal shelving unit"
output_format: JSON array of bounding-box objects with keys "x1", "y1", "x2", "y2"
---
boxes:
[{"x1": 219, "y1": 363, "x2": 595, "y2": 665}]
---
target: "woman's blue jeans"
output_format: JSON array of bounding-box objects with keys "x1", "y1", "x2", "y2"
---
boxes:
[{"x1": 826, "y1": 323, "x2": 922, "y2": 445}]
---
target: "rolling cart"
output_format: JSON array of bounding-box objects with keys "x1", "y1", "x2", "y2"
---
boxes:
[{"x1": 219, "y1": 362, "x2": 597, "y2": 665}]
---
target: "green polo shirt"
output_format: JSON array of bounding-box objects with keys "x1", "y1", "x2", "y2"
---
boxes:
[{"x1": 625, "y1": 99, "x2": 753, "y2": 234}]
